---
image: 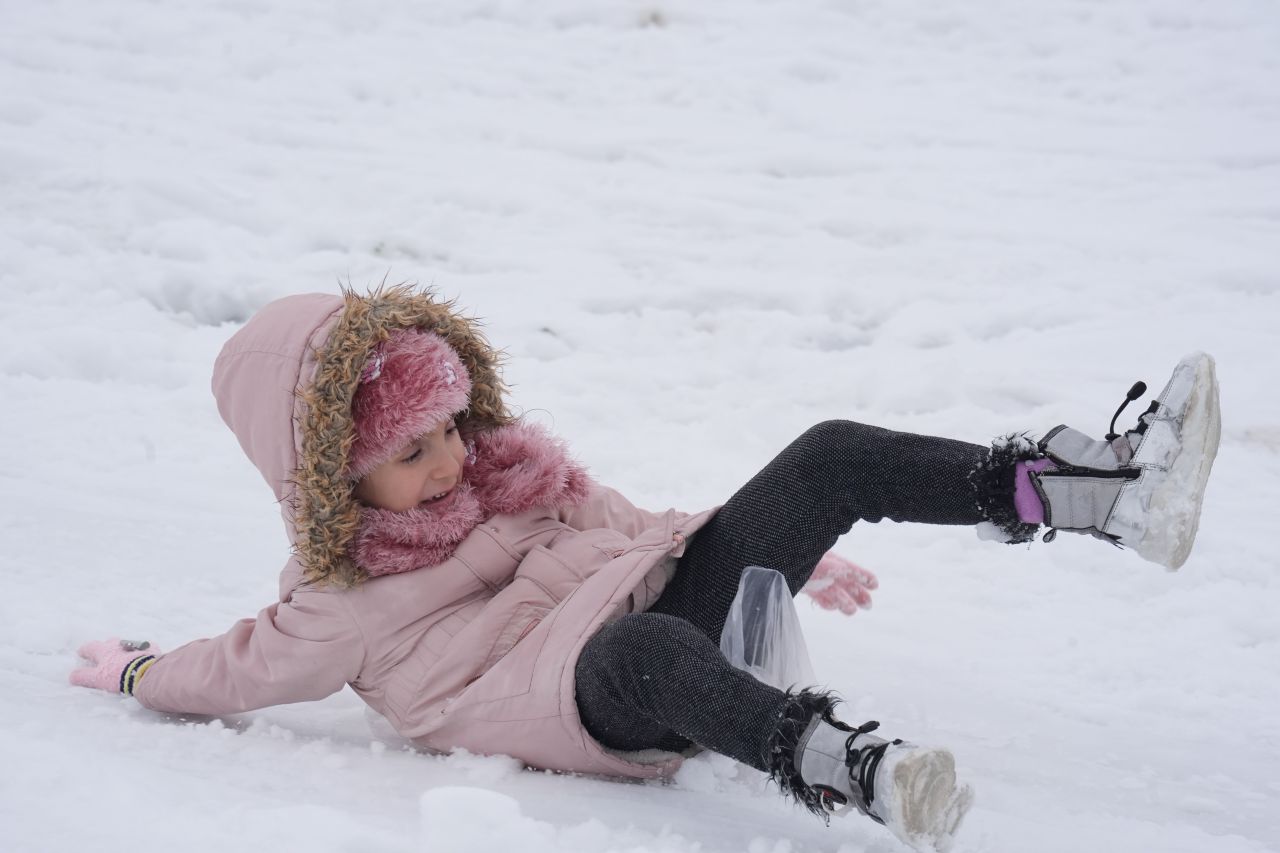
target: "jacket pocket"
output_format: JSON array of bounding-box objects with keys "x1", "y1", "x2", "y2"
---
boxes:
[
  {"x1": 480, "y1": 575, "x2": 557, "y2": 672},
  {"x1": 471, "y1": 536, "x2": 627, "y2": 680},
  {"x1": 518, "y1": 542, "x2": 611, "y2": 601}
]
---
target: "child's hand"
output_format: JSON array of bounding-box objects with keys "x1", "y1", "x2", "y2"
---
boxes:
[
  {"x1": 802, "y1": 553, "x2": 878, "y2": 615},
  {"x1": 70, "y1": 638, "x2": 160, "y2": 695}
]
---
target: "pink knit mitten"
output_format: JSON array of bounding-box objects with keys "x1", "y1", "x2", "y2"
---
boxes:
[
  {"x1": 70, "y1": 638, "x2": 159, "y2": 695},
  {"x1": 802, "y1": 552, "x2": 878, "y2": 615}
]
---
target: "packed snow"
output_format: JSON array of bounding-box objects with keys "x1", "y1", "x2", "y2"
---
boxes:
[{"x1": 2, "y1": 1, "x2": 1279, "y2": 852}]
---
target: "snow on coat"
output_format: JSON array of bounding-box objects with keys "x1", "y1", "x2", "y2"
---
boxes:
[{"x1": 133, "y1": 289, "x2": 718, "y2": 779}]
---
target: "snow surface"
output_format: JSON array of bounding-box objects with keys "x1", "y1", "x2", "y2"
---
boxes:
[{"x1": 3, "y1": 1, "x2": 1279, "y2": 851}]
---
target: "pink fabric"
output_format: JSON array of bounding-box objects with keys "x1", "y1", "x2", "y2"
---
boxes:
[
  {"x1": 135, "y1": 293, "x2": 720, "y2": 781},
  {"x1": 70, "y1": 639, "x2": 158, "y2": 692},
  {"x1": 1014, "y1": 458, "x2": 1056, "y2": 524},
  {"x1": 802, "y1": 553, "x2": 878, "y2": 615},
  {"x1": 348, "y1": 330, "x2": 472, "y2": 480},
  {"x1": 209, "y1": 294, "x2": 344, "y2": 538}
]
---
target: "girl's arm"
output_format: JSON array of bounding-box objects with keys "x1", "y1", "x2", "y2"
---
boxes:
[{"x1": 73, "y1": 590, "x2": 364, "y2": 715}]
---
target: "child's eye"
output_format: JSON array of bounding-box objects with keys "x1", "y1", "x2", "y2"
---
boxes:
[
  {"x1": 446, "y1": 424, "x2": 458, "y2": 435},
  {"x1": 402, "y1": 449, "x2": 422, "y2": 464}
]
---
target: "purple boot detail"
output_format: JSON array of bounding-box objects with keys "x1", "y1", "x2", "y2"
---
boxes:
[{"x1": 1014, "y1": 459, "x2": 1056, "y2": 524}]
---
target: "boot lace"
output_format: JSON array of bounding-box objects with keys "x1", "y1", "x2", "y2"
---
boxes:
[
  {"x1": 1106, "y1": 380, "x2": 1148, "y2": 441},
  {"x1": 839, "y1": 720, "x2": 902, "y2": 825}
]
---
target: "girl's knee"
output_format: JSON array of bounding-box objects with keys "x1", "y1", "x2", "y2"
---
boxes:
[{"x1": 797, "y1": 419, "x2": 870, "y2": 453}]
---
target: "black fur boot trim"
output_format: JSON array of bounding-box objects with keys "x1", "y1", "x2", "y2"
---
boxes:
[
  {"x1": 972, "y1": 432, "x2": 1043, "y2": 545},
  {"x1": 765, "y1": 688, "x2": 840, "y2": 821}
]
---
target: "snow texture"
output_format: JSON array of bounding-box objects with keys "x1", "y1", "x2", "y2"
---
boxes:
[{"x1": 2, "y1": 1, "x2": 1279, "y2": 852}]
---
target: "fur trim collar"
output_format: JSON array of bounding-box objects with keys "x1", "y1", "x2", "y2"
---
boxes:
[
  {"x1": 353, "y1": 423, "x2": 593, "y2": 576},
  {"x1": 294, "y1": 285, "x2": 515, "y2": 588}
]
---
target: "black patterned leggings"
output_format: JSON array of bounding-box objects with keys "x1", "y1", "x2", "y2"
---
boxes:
[{"x1": 574, "y1": 420, "x2": 1011, "y2": 770}]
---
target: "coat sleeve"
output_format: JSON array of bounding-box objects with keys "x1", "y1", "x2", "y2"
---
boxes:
[
  {"x1": 556, "y1": 483, "x2": 676, "y2": 537},
  {"x1": 133, "y1": 590, "x2": 365, "y2": 715}
]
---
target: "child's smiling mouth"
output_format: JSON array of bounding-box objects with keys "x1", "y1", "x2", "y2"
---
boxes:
[{"x1": 421, "y1": 486, "x2": 456, "y2": 507}]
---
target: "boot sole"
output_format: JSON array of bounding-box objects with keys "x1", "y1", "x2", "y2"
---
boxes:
[
  {"x1": 883, "y1": 747, "x2": 974, "y2": 852},
  {"x1": 1129, "y1": 352, "x2": 1221, "y2": 570}
]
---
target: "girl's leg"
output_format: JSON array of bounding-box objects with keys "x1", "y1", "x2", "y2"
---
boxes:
[
  {"x1": 576, "y1": 611, "x2": 973, "y2": 843},
  {"x1": 575, "y1": 611, "x2": 812, "y2": 766},
  {"x1": 650, "y1": 419, "x2": 1035, "y2": 640}
]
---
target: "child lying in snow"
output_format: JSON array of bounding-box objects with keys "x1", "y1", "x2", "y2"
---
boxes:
[{"x1": 71, "y1": 286, "x2": 1220, "y2": 851}]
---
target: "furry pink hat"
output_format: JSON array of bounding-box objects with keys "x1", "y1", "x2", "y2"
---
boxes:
[{"x1": 347, "y1": 328, "x2": 472, "y2": 480}]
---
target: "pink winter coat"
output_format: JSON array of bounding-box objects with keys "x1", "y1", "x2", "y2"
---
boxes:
[{"x1": 134, "y1": 293, "x2": 717, "y2": 779}]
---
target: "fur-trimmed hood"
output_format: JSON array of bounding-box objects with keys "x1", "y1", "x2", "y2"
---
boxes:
[{"x1": 212, "y1": 286, "x2": 534, "y2": 587}]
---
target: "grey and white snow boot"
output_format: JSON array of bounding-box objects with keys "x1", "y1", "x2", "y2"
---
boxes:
[
  {"x1": 796, "y1": 714, "x2": 973, "y2": 852},
  {"x1": 1030, "y1": 351, "x2": 1220, "y2": 569}
]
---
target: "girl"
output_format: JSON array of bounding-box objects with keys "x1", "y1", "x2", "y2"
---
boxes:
[{"x1": 70, "y1": 287, "x2": 1220, "y2": 851}]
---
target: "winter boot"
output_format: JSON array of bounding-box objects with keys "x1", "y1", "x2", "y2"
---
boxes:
[
  {"x1": 795, "y1": 714, "x2": 973, "y2": 851},
  {"x1": 1027, "y1": 351, "x2": 1220, "y2": 569}
]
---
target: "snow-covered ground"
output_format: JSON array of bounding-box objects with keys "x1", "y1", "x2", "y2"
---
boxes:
[{"x1": 3, "y1": 1, "x2": 1279, "y2": 851}]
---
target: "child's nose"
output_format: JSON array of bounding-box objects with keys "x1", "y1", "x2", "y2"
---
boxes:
[{"x1": 430, "y1": 451, "x2": 461, "y2": 481}]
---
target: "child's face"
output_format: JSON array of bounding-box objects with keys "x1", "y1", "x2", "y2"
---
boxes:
[{"x1": 353, "y1": 420, "x2": 467, "y2": 512}]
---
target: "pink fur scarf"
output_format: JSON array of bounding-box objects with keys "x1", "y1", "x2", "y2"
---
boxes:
[{"x1": 352, "y1": 422, "x2": 593, "y2": 577}]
